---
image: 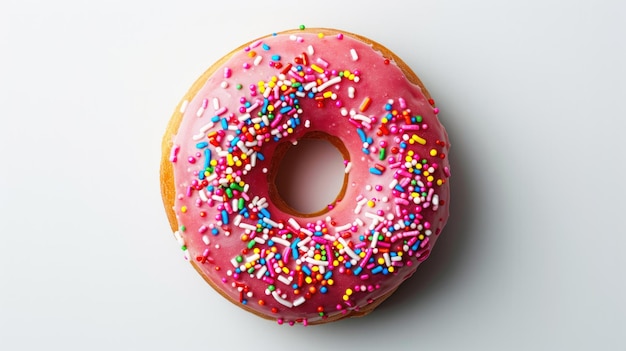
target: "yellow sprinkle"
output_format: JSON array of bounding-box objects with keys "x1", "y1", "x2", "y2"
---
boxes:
[
  {"x1": 342, "y1": 295, "x2": 349, "y2": 301},
  {"x1": 423, "y1": 171, "x2": 430, "y2": 177},
  {"x1": 240, "y1": 154, "x2": 247, "y2": 160},
  {"x1": 343, "y1": 70, "x2": 351, "y2": 77},
  {"x1": 305, "y1": 277, "x2": 313, "y2": 284},
  {"x1": 378, "y1": 257, "x2": 385, "y2": 265},
  {"x1": 287, "y1": 127, "x2": 293, "y2": 134},
  {"x1": 408, "y1": 150, "x2": 414, "y2": 156},
  {"x1": 427, "y1": 175, "x2": 434, "y2": 182},
  {"x1": 318, "y1": 33, "x2": 324, "y2": 38},
  {"x1": 348, "y1": 74, "x2": 355, "y2": 80},
  {"x1": 314, "y1": 254, "x2": 321, "y2": 260},
  {"x1": 267, "y1": 105, "x2": 274, "y2": 112},
  {"x1": 430, "y1": 149, "x2": 438, "y2": 157},
  {"x1": 437, "y1": 179, "x2": 444, "y2": 186},
  {"x1": 327, "y1": 279, "x2": 334, "y2": 286},
  {"x1": 271, "y1": 76, "x2": 278, "y2": 82},
  {"x1": 210, "y1": 159, "x2": 217, "y2": 166},
  {"x1": 253, "y1": 248, "x2": 260, "y2": 254},
  {"x1": 412, "y1": 135, "x2": 427, "y2": 145},
  {"x1": 367, "y1": 200, "x2": 375, "y2": 208},
  {"x1": 311, "y1": 64, "x2": 324, "y2": 73},
  {"x1": 405, "y1": 156, "x2": 413, "y2": 162},
  {"x1": 418, "y1": 234, "x2": 425, "y2": 240},
  {"x1": 282, "y1": 267, "x2": 290, "y2": 274},
  {"x1": 345, "y1": 288, "x2": 353, "y2": 296},
  {"x1": 312, "y1": 266, "x2": 319, "y2": 272},
  {"x1": 181, "y1": 206, "x2": 187, "y2": 213},
  {"x1": 281, "y1": 85, "x2": 288, "y2": 91},
  {"x1": 333, "y1": 260, "x2": 339, "y2": 267},
  {"x1": 323, "y1": 91, "x2": 333, "y2": 98},
  {"x1": 388, "y1": 266, "x2": 395, "y2": 273}
]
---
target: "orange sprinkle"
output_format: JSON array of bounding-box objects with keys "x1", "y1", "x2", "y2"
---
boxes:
[{"x1": 359, "y1": 97, "x2": 372, "y2": 112}]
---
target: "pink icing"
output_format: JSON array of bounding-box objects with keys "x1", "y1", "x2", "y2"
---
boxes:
[{"x1": 167, "y1": 29, "x2": 451, "y2": 325}]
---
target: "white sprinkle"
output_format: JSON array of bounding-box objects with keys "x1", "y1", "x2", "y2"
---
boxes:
[
  {"x1": 335, "y1": 223, "x2": 352, "y2": 232},
  {"x1": 212, "y1": 195, "x2": 224, "y2": 202},
  {"x1": 230, "y1": 258, "x2": 240, "y2": 267},
  {"x1": 200, "y1": 122, "x2": 214, "y2": 133},
  {"x1": 288, "y1": 218, "x2": 301, "y2": 230},
  {"x1": 245, "y1": 253, "x2": 260, "y2": 263},
  {"x1": 270, "y1": 237, "x2": 291, "y2": 246},
  {"x1": 365, "y1": 212, "x2": 384, "y2": 222},
  {"x1": 350, "y1": 48, "x2": 359, "y2": 61},
  {"x1": 256, "y1": 265, "x2": 267, "y2": 279},
  {"x1": 173, "y1": 231, "x2": 185, "y2": 246},
  {"x1": 316, "y1": 76, "x2": 341, "y2": 92},
  {"x1": 297, "y1": 237, "x2": 311, "y2": 247},
  {"x1": 254, "y1": 55, "x2": 263, "y2": 66},
  {"x1": 305, "y1": 257, "x2": 329, "y2": 266},
  {"x1": 272, "y1": 291, "x2": 293, "y2": 308},
  {"x1": 237, "y1": 140, "x2": 249, "y2": 154},
  {"x1": 348, "y1": 87, "x2": 355, "y2": 99},
  {"x1": 293, "y1": 296, "x2": 306, "y2": 307},
  {"x1": 352, "y1": 114, "x2": 370, "y2": 123},
  {"x1": 238, "y1": 222, "x2": 257, "y2": 231},
  {"x1": 304, "y1": 120, "x2": 311, "y2": 128},
  {"x1": 202, "y1": 235, "x2": 210, "y2": 245},
  {"x1": 307, "y1": 45, "x2": 314, "y2": 55},
  {"x1": 344, "y1": 162, "x2": 352, "y2": 174},
  {"x1": 389, "y1": 179, "x2": 399, "y2": 189},
  {"x1": 198, "y1": 189, "x2": 209, "y2": 202},
  {"x1": 262, "y1": 217, "x2": 280, "y2": 228},
  {"x1": 277, "y1": 275, "x2": 291, "y2": 285},
  {"x1": 179, "y1": 100, "x2": 189, "y2": 113},
  {"x1": 370, "y1": 231, "x2": 379, "y2": 248},
  {"x1": 300, "y1": 228, "x2": 313, "y2": 236},
  {"x1": 384, "y1": 252, "x2": 391, "y2": 267},
  {"x1": 338, "y1": 238, "x2": 360, "y2": 261},
  {"x1": 220, "y1": 81, "x2": 228, "y2": 88},
  {"x1": 196, "y1": 106, "x2": 205, "y2": 117}
]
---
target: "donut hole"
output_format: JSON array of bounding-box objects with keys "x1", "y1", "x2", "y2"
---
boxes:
[{"x1": 272, "y1": 133, "x2": 348, "y2": 216}]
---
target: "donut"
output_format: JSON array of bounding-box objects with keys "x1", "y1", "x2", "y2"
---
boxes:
[{"x1": 161, "y1": 27, "x2": 451, "y2": 325}]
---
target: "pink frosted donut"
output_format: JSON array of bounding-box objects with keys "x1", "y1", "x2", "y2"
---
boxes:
[{"x1": 161, "y1": 27, "x2": 451, "y2": 325}]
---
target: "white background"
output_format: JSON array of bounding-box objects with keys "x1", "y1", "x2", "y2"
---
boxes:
[{"x1": 1, "y1": 0, "x2": 625, "y2": 349}]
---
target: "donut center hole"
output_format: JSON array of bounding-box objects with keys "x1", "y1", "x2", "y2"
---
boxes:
[{"x1": 274, "y1": 138, "x2": 346, "y2": 215}]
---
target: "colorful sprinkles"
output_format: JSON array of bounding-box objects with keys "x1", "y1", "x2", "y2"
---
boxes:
[{"x1": 169, "y1": 28, "x2": 450, "y2": 326}]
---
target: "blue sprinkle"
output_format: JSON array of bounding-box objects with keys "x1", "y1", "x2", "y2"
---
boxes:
[
  {"x1": 395, "y1": 184, "x2": 405, "y2": 192},
  {"x1": 314, "y1": 231, "x2": 323, "y2": 237},
  {"x1": 204, "y1": 149, "x2": 211, "y2": 166},
  {"x1": 198, "y1": 172, "x2": 205, "y2": 180},
  {"x1": 196, "y1": 141, "x2": 209, "y2": 149},
  {"x1": 302, "y1": 266, "x2": 312, "y2": 276},
  {"x1": 220, "y1": 118, "x2": 228, "y2": 130},
  {"x1": 291, "y1": 248, "x2": 299, "y2": 259},
  {"x1": 271, "y1": 55, "x2": 281, "y2": 61},
  {"x1": 262, "y1": 43, "x2": 270, "y2": 51},
  {"x1": 382, "y1": 268, "x2": 389, "y2": 275},
  {"x1": 267, "y1": 240, "x2": 274, "y2": 247},
  {"x1": 400, "y1": 141, "x2": 407, "y2": 149},
  {"x1": 262, "y1": 99, "x2": 269, "y2": 114},
  {"x1": 211, "y1": 228, "x2": 219, "y2": 236},
  {"x1": 345, "y1": 261, "x2": 352, "y2": 268},
  {"x1": 292, "y1": 283, "x2": 299, "y2": 289},
  {"x1": 352, "y1": 266, "x2": 363, "y2": 275},
  {"x1": 274, "y1": 253, "x2": 282, "y2": 260},
  {"x1": 280, "y1": 106, "x2": 292, "y2": 114},
  {"x1": 356, "y1": 128, "x2": 367, "y2": 142},
  {"x1": 211, "y1": 115, "x2": 220, "y2": 123},
  {"x1": 369, "y1": 167, "x2": 383, "y2": 175},
  {"x1": 221, "y1": 210, "x2": 229, "y2": 224},
  {"x1": 362, "y1": 148, "x2": 370, "y2": 155},
  {"x1": 366, "y1": 137, "x2": 373, "y2": 145},
  {"x1": 291, "y1": 238, "x2": 301, "y2": 248},
  {"x1": 257, "y1": 153, "x2": 265, "y2": 161},
  {"x1": 371, "y1": 266, "x2": 383, "y2": 274},
  {"x1": 260, "y1": 208, "x2": 271, "y2": 218},
  {"x1": 320, "y1": 286, "x2": 328, "y2": 294},
  {"x1": 324, "y1": 271, "x2": 333, "y2": 280},
  {"x1": 384, "y1": 103, "x2": 393, "y2": 111},
  {"x1": 412, "y1": 240, "x2": 421, "y2": 251}
]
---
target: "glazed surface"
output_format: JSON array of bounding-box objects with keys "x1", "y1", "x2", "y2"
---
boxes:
[{"x1": 164, "y1": 28, "x2": 451, "y2": 325}]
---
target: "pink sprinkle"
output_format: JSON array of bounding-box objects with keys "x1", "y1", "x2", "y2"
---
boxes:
[
  {"x1": 224, "y1": 67, "x2": 232, "y2": 78},
  {"x1": 337, "y1": 33, "x2": 343, "y2": 39}
]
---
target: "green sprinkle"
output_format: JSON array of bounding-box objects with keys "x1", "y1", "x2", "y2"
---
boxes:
[
  {"x1": 268, "y1": 285, "x2": 276, "y2": 292},
  {"x1": 181, "y1": 245, "x2": 187, "y2": 251},
  {"x1": 247, "y1": 267, "x2": 255, "y2": 274},
  {"x1": 379, "y1": 148, "x2": 386, "y2": 161},
  {"x1": 238, "y1": 198, "x2": 244, "y2": 210},
  {"x1": 179, "y1": 225, "x2": 186, "y2": 232},
  {"x1": 299, "y1": 24, "x2": 305, "y2": 30},
  {"x1": 225, "y1": 188, "x2": 233, "y2": 198},
  {"x1": 415, "y1": 115, "x2": 423, "y2": 123},
  {"x1": 247, "y1": 240, "x2": 256, "y2": 249},
  {"x1": 236, "y1": 84, "x2": 242, "y2": 90},
  {"x1": 236, "y1": 255, "x2": 243, "y2": 263}
]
